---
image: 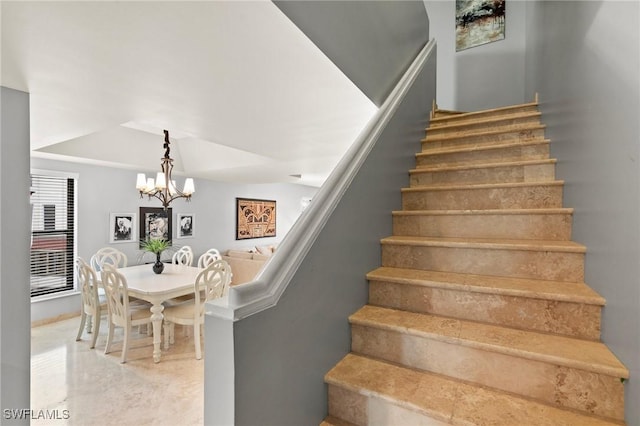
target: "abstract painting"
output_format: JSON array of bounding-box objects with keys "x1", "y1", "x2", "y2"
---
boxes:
[{"x1": 456, "y1": 0, "x2": 505, "y2": 51}]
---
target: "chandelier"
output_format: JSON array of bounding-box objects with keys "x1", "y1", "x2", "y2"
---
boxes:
[{"x1": 135, "y1": 130, "x2": 195, "y2": 210}]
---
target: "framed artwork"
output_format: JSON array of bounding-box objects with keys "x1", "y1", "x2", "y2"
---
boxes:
[
  {"x1": 139, "y1": 207, "x2": 172, "y2": 247},
  {"x1": 109, "y1": 213, "x2": 136, "y2": 243},
  {"x1": 236, "y1": 198, "x2": 276, "y2": 240},
  {"x1": 456, "y1": 0, "x2": 505, "y2": 51},
  {"x1": 177, "y1": 213, "x2": 194, "y2": 239}
]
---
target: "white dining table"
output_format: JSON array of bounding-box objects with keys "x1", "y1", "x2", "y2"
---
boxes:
[{"x1": 117, "y1": 263, "x2": 201, "y2": 363}]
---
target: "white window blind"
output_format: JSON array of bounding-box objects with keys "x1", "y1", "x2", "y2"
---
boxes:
[{"x1": 30, "y1": 173, "x2": 76, "y2": 297}]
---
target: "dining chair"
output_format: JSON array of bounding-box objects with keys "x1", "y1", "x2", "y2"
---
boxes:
[
  {"x1": 75, "y1": 257, "x2": 105, "y2": 349},
  {"x1": 162, "y1": 259, "x2": 232, "y2": 359},
  {"x1": 171, "y1": 245, "x2": 194, "y2": 266},
  {"x1": 100, "y1": 264, "x2": 153, "y2": 363},
  {"x1": 197, "y1": 248, "x2": 222, "y2": 268},
  {"x1": 90, "y1": 247, "x2": 128, "y2": 272}
]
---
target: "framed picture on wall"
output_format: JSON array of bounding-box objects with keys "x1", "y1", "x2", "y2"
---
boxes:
[
  {"x1": 455, "y1": 0, "x2": 506, "y2": 51},
  {"x1": 139, "y1": 207, "x2": 172, "y2": 247},
  {"x1": 109, "y1": 213, "x2": 136, "y2": 243},
  {"x1": 236, "y1": 198, "x2": 276, "y2": 240},
  {"x1": 177, "y1": 213, "x2": 194, "y2": 239}
]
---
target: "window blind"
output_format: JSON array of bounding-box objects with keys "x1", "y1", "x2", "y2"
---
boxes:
[{"x1": 30, "y1": 174, "x2": 76, "y2": 297}]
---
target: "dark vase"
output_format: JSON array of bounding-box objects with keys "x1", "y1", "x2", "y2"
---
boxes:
[{"x1": 152, "y1": 253, "x2": 164, "y2": 274}]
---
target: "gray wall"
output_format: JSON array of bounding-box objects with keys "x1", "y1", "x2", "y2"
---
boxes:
[
  {"x1": 230, "y1": 48, "x2": 437, "y2": 426},
  {"x1": 30, "y1": 157, "x2": 316, "y2": 322},
  {"x1": 425, "y1": 0, "x2": 528, "y2": 111},
  {"x1": 1, "y1": 87, "x2": 31, "y2": 423},
  {"x1": 274, "y1": 0, "x2": 429, "y2": 107},
  {"x1": 524, "y1": 1, "x2": 640, "y2": 422}
]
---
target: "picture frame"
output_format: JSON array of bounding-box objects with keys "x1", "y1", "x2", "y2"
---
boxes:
[
  {"x1": 177, "y1": 213, "x2": 194, "y2": 239},
  {"x1": 109, "y1": 213, "x2": 136, "y2": 243},
  {"x1": 236, "y1": 197, "x2": 276, "y2": 240},
  {"x1": 139, "y1": 207, "x2": 172, "y2": 247}
]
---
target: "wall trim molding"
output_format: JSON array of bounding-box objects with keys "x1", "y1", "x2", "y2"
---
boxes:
[{"x1": 206, "y1": 38, "x2": 437, "y2": 322}]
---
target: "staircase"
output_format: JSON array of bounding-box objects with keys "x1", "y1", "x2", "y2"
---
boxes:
[{"x1": 323, "y1": 98, "x2": 629, "y2": 425}]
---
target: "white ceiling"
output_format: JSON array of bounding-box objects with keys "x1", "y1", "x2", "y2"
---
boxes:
[{"x1": 1, "y1": 1, "x2": 377, "y2": 188}]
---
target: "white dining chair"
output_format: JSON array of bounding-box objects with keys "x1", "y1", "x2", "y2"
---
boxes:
[
  {"x1": 90, "y1": 247, "x2": 128, "y2": 272},
  {"x1": 75, "y1": 257, "x2": 105, "y2": 349},
  {"x1": 162, "y1": 259, "x2": 231, "y2": 359},
  {"x1": 100, "y1": 264, "x2": 152, "y2": 363},
  {"x1": 171, "y1": 245, "x2": 194, "y2": 266},
  {"x1": 196, "y1": 248, "x2": 222, "y2": 268}
]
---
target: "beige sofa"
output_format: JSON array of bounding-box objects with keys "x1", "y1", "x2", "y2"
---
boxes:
[{"x1": 222, "y1": 246, "x2": 276, "y2": 285}]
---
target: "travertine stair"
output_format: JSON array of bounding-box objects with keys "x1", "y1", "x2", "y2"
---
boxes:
[{"x1": 323, "y1": 99, "x2": 629, "y2": 425}]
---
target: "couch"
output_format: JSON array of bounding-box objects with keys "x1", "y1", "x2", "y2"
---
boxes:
[{"x1": 222, "y1": 244, "x2": 277, "y2": 285}]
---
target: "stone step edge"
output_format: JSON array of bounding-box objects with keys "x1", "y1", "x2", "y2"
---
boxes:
[
  {"x1": 430, "y1": 101, "x2": 538, "y2": 125},
  {"x1": 325, "y1": 354, "x2": 624, "y2": 426},
  {"x1": 392, "y1": 207, "x2": 574, "y2": 217},
  {"x1": 410, "y1": 158, "x2": 557, "y2": 174},
  {"x1": 401, "y1": 180, "x2": 564, "y2": 193},
  {"x1": 417, "y1": 139, "x2": 550, "y2": 157},
  {"x1": 366, "y1": 266, "x2": 604, "y2": 305},
  {"x1": 320, "y1": 416, "x2": 358, "y2": 426},
  {"x1": 423, "y1": 122, "x2": 546, "y2": 142},
  {"x1": 426, "y1": 110, "x2": 542, "y2": 132},
  {"x1": 380, "y1": 235, "x2": 586, "y2": 254},
  {"x1": 350, "y1": 306, "x2": 629, "y2": 379}
]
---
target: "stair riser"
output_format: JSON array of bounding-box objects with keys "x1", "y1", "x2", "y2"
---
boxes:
[
  {"x1": 402, "y1": 185, "x2": 564, "y2": 210},
  {"x1": 416, "y1": 143, "x2": 549, "y2": 168},
  {"x1": 430, "y1": 105, "x2": 539, "y2": 127},
  {"x1": 426, "y1": 116, "x2": 541, "y2": 138},
  {"x1": 393, "y1": 212, "x2": 572, "y2": 240},
  {"x1": 368, "y1": 281, "x2": 601, "y2": 339},
  {"x1": 328, "y1": 385, "x2": 449, "y2": 426},
  {"x1": 423, "y1": 127, "x2": 545, "y2": 149},
  {"x1": 351, "y1": 325, "x2": 625, "y2": 420},
  {"x1": 411, "y1": 163, "x2": 555, "y2": 186},
  {"x1": 381, "y1": 244, "x2": 584, "y2": 282}
]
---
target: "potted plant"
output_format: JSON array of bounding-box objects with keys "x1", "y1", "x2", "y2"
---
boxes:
[{"x1": 139, "y1": 238, "x2": 171, "y2": 274}]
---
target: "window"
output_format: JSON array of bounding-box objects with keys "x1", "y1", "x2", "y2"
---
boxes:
[{"x1": 30, "y1": 172, "x2": 77, "y2": 297}]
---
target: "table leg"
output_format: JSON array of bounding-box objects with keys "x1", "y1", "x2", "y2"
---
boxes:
[{"x1": 150, "y1": 303, "x2": 164, "y2": 363}]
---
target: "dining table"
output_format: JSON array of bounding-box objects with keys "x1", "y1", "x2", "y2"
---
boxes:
[{"x1": 117, "y1": 263, "x2": 202, "y2": 363}]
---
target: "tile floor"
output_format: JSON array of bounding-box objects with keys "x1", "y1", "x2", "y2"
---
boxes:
[{"x1": 31, "y1": 315, "x2": 204, "y2": 425}]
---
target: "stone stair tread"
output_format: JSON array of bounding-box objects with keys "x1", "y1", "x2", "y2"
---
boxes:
[
  {"x1": 326, "y1": 353, "x2": 624, "y2": 426},
  {"x1": 410, "y1": 158, "x2": 557, "y2": 174},
  {"x1": 350, "y1": 305, "x2": 628, "y2": 378},
  {"x1": 424, "y1": 122, "x2": 546, "y2": 142},
  {"x1": 402, "y1": 180, "x2": 564, "y2": 192},
  {"x1": 392, "y1": 207, "x2": 574, "y2": 216},
  {"x1": 430, "y1": 101, "x2": 538, "y2": 124},
  {"x1": 320, "y1": 416, "x2": 358, "y2": 426},
  {"x1": 418, "y1": 139, "x2": 550, "y2": 156},
  {"x1": 380, "y1": 235, "x2": 586, "y2": 253},
  {"x1": 366, "y1": 266, "x2": 604, "y2": 305},
  {"x1": 427, "y1": 110, "x2": 541, "y2": 132}
]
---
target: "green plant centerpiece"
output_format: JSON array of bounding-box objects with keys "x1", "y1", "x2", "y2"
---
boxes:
[{"x1": 139, "y1": 238, "x2": 171, "y2": 274}]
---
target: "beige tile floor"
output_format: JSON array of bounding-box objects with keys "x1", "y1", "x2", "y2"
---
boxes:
[{"x1": 31, "y1": 315, "x2": 204, "y2": 425}]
